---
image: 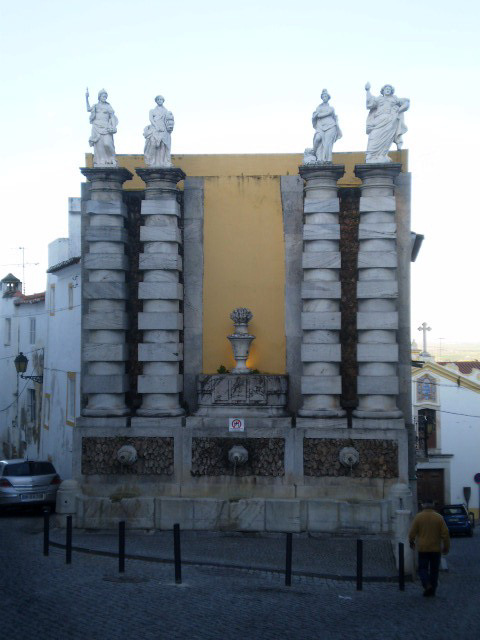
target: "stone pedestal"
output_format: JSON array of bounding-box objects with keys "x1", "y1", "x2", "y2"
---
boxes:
[
  {"x1": 298, "y1": 164, "x2": 345, "y2": 418},
  {"x1": 194, "y1": 374, "x2": 288, "y2": 417},
  {"x1": 136, "y1": 168, "x2": 186, "y2": 417},
  {"x1": 353, "y1": 164, "x2": 402, "y2": 419},
  {"x1": 81, "y1": 167, "x2": 133, "y2": 416}
]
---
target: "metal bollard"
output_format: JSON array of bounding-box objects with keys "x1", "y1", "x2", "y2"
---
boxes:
[
  {"x1": 398, "y1": 542, "x2": 405, "y2": 591},
  {"x1": 356, "y1": 539, "x2": 363, "y2": 591},
  {"x1": 285, "y1": 532, "x2": 293, "y2": 587},
  {"x1": 173, "y1": 523, "x2": 182, "y2": 584},
  {"x1": 66, "y1": 515, "x2": 72, "y2": 564},
  {"x1": 43, "y1": 508, "x2": 50, "y2": 557},
  {"x1": 119, "y1": 521, "x2": 126, "y2": 573}
]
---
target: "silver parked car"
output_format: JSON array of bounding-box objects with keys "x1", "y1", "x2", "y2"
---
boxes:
[{"x1": 0, "y1": 459, "x2": 60, "y2": 510}]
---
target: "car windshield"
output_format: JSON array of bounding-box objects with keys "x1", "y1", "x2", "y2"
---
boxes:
[
  {"x1": 443, "y1": 507, "x2": 465, "y2": 515},
  {"x1": 3, "y1": 462, "x2": 56, "y2": 476}
]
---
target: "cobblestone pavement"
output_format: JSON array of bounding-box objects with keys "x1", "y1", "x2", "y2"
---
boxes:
[{"x1": 1, "y1": 510, "x2": 479, "y2": 640}]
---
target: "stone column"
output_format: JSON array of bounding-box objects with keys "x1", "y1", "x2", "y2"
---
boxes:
[
  {"x1": 298, "y1": 165, "x2": 345, "y2": 418},
  {"x1": 354, "y1": 163, "x2": 402, "y2": 419},
  {"x1": 136, "y1": 168, "x2": 185, "y2": 417},
  {"x1": 183, "y1": 177, "x2": 205, "y2": 414},
  {"x1": 81, "y1": 167, "x2": 133, "y2": 416}
]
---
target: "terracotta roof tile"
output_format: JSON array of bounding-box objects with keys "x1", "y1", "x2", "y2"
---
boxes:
[
  {"x1": 47, "y1": 256, "x2": 81, "y2": 273},
  {"x1": 438, "y1": 361, "x2": 480, "y2": 375},
  {"x1": 13, "y1": 292, "x2": 46, "y2": 305}
]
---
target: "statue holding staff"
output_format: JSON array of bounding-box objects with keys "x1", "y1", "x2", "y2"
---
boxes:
[
  {"x1": 364, "y1": 82, "x2": 410, "y2": 163},
  {"x1": 85, "y1": 88, "x2": 118, "y2": 167},
  {"x1": 143, "y1": 95, "x2": 175, "y2": 167}
]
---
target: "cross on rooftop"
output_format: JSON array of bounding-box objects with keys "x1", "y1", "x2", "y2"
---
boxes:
[{"x1": 418, "y1": 322, "x2": 432, "y2": 356}]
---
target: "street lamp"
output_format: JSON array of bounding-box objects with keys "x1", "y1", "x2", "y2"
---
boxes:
[{"x1": 14, "y1": 352, "x2": 43, "y2": 384}]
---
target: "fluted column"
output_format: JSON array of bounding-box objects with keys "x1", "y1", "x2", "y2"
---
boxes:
[
  {"x1": 81, "y1": 167, "x2": 133, "y2": 416},
  {"x1": 354, "y1": 163, "x2": 402, "y2": 419},
  {"x1": 298, "y1": 164, "x2": 345, "y2": 417},
  {"x1": 136, "y1": 168, "x2": 185, "y2": 417}
]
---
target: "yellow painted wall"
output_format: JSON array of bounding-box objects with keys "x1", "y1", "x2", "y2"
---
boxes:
[
  {"x1": 85, "y1": 150, "x2": 408, "y2": 190},
  {"x1": 86, "y1": 151, "x2": 408, "y2": 373},
  {"x1": 202, "y1": 175, "x2": 286, "y2": 373}
]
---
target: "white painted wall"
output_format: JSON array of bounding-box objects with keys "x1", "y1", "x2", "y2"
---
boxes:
[
  {"x1": 41, "y1": 261, "x2": 81, "y2": 479},
  {"x1": 439, "y1": 382, "x2": 480, "y2": 512},
  {"x1": 39, "y1": 197, "x2": 82, "y2": 480},
  {"x1": 68, "y1": 197, "x2": 81, "y2": 258},
  {"x1": 0, "y1": 196, "x2": 82, "y2": 482},
  {"x1": 0, "y1": 281, "x2": 46, "y2": 460},
  {"x1": 413, "y1": 368, "x2": 480, "y2": 515}
]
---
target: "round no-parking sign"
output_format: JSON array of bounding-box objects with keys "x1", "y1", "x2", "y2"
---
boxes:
[{"x1": 229, "y1": 417, "x2": 245, "y2": 432}]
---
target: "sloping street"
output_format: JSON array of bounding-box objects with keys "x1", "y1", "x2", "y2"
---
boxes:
[{"x1": 1, "y1": 511, "x2": 479, "y2": 640}]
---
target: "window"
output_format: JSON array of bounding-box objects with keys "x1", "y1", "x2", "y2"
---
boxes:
[
  {"x1": 416, "y1": 374, "x2": 437, "y2": 402},
  {"x1": 4, "y1": 318, "x2": 11, "y2": 345},
  {"x1": 3, "y1": 461, "x2": 55, "y2": 476},
  {"x1": 66, "y1": 372, "x2": 76, "y2": 426},
  {"x1": 68, "y1": 283, "x2": 74, "y2": 310},
  {"x1": 418, "y1": 408, "x2": 437, "y2": 450},
  {"x1": 30, "y1": 317, "x2": 36, "y2": 344},
  {"x1": 49, "y1": 284, "x2": 55, "y2": 316},
  {"x1": 3, "y1": 462, "x2": 30, "y2": 476},
  {"x1": 29, "y1": 461, "x2": 56, "y2": 475},
  {"x1": 43, "y1": 393, "x2": 51, "y2": 430},
  {"x1": 29, "y1": 389, "x2": 36, "y2": 423},
  {"x1": 443, "y1": 507, "x2": 464, "y2": 516}
]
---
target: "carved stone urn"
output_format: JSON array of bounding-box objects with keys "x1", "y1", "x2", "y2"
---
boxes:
[{"x1": 227, "y1": 308, "x2": 255, "y2": 374}]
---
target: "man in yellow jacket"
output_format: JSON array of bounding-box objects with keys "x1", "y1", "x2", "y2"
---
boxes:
[{"x1": 409, "y1": 499, "x2": 450, "y2": 597}]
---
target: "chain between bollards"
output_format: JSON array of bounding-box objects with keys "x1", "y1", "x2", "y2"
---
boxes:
[
  {"x1": 173, "y1": 523, "x2": 182, "y2": 584},
  {"x1": 43, "y1": 514, "x2": 407, "y2": 592},
  {"x1": 285, "y1": 532, "x2": 293, "y2": 587},
  {"x1": 66, "y1": 515, "x2": 72, "y2": 564},
  {"x1": 43, "y1": 507, "x2": 50, "y2": 556},
  {"x1": 119, "y1": 521, "x2": 126, "y2": 573},
  {"x1": 398, "y1": 542, "x2": 405, "y2": 591},
  {"x1": 356, "y1": 539, "x2": 363, "y2": 591}
]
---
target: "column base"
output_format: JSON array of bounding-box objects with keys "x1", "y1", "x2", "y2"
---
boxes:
[
  {"x1": 353, "y1": 409, "x2": 403, "y2": 419},
  {"x1": 136, "y1": 408, "x2": 185, "y2": 417},
  {"x1": 82, "y1": 408, "x2": 130, "y2": 417},
  {"x1": 352, "y1": 417, "x2": 405, "y2": 430},
  {"x1": 298, "y1": 408, "x2": 346, "y2": 418}
]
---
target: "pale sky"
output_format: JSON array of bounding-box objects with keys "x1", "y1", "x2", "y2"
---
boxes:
[{"x1": 1, "y1": 0, "x2": 479, "y2": 345}]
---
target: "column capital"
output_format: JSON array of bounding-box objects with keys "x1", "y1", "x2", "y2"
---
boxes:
[
  {"x1": 299, "y1": 164, "x2": 345, "y2": 183},
  {"x1": 354, "y1": 163, "x2": 402, "y2": 182},
  {"x1": 136, "y1": 167, "x2": 186, "y2": 187},
  {"x1": 355, "y1": 163, "x2": 403, "y2": 197},
  {"x1": 80, "y1": 167, "x2": 133, "y2": 184}
]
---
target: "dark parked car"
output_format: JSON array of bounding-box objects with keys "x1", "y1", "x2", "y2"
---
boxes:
[
  {"x1": 0, "y1": 459, "x2": 60, "y2": 511},
  {"x1": 440, "y1": 504, "x2": 474, "y2": 537}
]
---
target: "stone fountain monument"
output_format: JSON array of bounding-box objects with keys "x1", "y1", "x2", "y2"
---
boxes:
[{"x1": 71, "y1": 84, "x2": 414, "y2": 542}]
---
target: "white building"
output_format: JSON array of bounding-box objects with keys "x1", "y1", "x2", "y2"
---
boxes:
[
  {"x1": 0, "y1": 198, "x2": 81, "y2": 480},
  {"x1": 412, "y1": 349, "x2": 480, "y2": 518},
  {"x1": 40, "y1": 198, "x2": 82, "y2": 479},
  {"x1": 0, "y1": 273, "x2": 46, "y2": 460}
]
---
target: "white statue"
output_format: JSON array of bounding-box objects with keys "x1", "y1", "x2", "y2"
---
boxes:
[
  {"x1": 304, "y1": 89, "x2": 342, "y2": 164},
  {"x1": 364, "y1": 82, "x2": 410, "y2": 163},
  {"x1": 85, "y1": 88, "x2": 118, "y2": 167},
  {"x1": 143, "y1": 96, "x2": 175, "y2": 167}
]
